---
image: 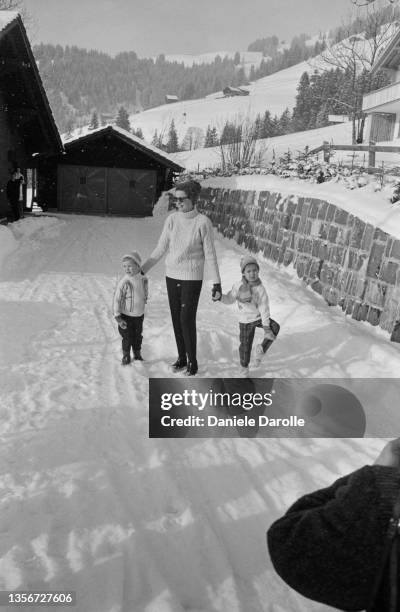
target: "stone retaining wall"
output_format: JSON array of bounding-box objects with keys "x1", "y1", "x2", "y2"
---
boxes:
[{"x1": 198, "y1": 187, "x2": 400, "y2": 342}]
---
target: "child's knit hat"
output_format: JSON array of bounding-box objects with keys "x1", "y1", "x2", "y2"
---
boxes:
[
  {"x1": 122, "y1": 251, "x2": 142, "y2": 268},
  {"x1": 240, "y1": 255, "x2": 259, "y2": 273}
]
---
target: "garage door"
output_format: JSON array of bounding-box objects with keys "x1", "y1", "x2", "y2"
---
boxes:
[
  {"x1": 58, "y1": 165, "x2": 106, "y2": 214},
  {"x1": 107, "y1": 168, "x2": 157, "y2": 216},
  {"x1": 58, "y1": 166, "x2": 157, "y2": 216}
]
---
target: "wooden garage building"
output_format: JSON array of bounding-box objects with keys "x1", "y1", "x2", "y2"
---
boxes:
[
  {"x1": 0, "y1": 12, "x2": 62, "y2": 217},
  {"x1": 39, "y1": 126, "x2": 184, "y2": 216}
]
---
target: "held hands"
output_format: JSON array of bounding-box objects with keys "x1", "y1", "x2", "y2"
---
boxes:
[
  {"x1": 115, "y1": 315, "x2": 127, "y2": 330},
  {"x1": 212, "y1": 283, "x2": 222, "y2": 302},
  {"x1": 374, "y1": 438, "x2": 400, "y2": 468},
  {"x1": 263, "y1": 325, "x2": 276, "y2": 342}
]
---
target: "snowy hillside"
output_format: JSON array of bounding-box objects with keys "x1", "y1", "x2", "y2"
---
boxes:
[
  {"x1": 130, "y1": 59, "x2": 313, "y2": 142},
  {"x1": 130, "y1": 22, "x2": 399, "y2": 144}
]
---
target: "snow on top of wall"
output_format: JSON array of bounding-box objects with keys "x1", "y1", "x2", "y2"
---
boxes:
[{"x1": 202, "y1": 174, "x2": 400, "y2": 240}]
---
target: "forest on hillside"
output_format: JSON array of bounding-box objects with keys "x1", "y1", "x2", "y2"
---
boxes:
[
  {"x1": 33, "y1": 29, "x2": 326, "y2": 133},
  {"x1": 33, "y1": 1, "x2": 399, "y2": 138}
]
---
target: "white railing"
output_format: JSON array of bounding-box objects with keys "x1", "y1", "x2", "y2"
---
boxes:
[{"x1": 362, "y1": 81, "x2": 400, "y2": 111}]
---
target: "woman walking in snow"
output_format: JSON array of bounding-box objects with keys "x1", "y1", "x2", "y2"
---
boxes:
[{"x1": 142, "y1": 180, "x2": 221, "y2": 376}]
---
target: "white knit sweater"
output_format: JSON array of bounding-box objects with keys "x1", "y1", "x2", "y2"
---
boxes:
[
  {"x1": 113, "y1": 273, "x2": 148, "y2": 317},
  {"x1": 221, "y1": 281, "x2": 270, "y2": 325},
  {"x1": 142, "y1": 209, "x2": 221, "y2": 282}
]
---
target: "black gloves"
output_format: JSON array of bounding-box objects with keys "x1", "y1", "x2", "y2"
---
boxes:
[{"x1": 212, "y1": 283, "x2": 222, "y2": 302}]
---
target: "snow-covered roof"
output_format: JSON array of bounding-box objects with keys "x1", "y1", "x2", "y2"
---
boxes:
[
  {"x1": 0, "y1": 10, "x2": 19, "y2": 34},
  {"x1": 63, "y1": 125, "x2": 184, "y2": 171}
]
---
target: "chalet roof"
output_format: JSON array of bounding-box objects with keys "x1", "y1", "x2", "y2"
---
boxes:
[
  {"x1": 0, "y1": 10, "x2": 18, "y2": 32},
  {"x1": 372, "y1": 26, "x2": 400, "y2": 74},
  {"x1": 63, "y1": 125, "x2": 185, "y2": 172},
  {"x1": 0, "y1": 11, "x2": 62, "y2": 155}
]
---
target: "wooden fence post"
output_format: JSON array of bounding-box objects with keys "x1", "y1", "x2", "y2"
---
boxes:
[
  {"x1": 368, "y1": 140, "x2": 376, "y2": 173},
  {"x1": 323, "y1": 141, "x2": 330, "y2": 163}
]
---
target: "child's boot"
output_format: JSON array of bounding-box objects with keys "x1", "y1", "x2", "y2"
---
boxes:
[
  {"x1": 239, "y1": 366, "x2": 249, "y2": 377},
  {"x1": 254, "y1": 344, "x2": 264, "y2": 367},
  {"x1": 121, "y1": 352, "x2": 131, "y2": 365},
  {"x1": 133, "y1": 350, "x2": 144, "y2": 361}
]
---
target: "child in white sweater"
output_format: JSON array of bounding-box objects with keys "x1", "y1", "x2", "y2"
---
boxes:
[
  {"x1": 220, "y1": 255, "x2": 278, "y2": 376},
  {"x1": 113, "y1": 251, "x2": 148, "y2": 365}
]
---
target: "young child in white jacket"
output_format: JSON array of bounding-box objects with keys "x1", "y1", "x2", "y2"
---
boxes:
[
  {"x1": 220, "y1": 255, "x2": 277, "y2": 376},
  {"x1": 113, "y1": 251, "x2": 148, "y2": 365}
]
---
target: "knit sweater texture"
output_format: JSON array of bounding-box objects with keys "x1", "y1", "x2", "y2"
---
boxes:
[
  {"x1": 142, "y1": 209, "x2": 221, "y2": 282},
  {"x1": 113, "y1": 273, "x2": 148, "y2": 317},
  {"x1": 221, "y1": 279, "x2": 270, "y2": 325},
  {"x1": 267, "y1": 465, "x2": 400, "y2": 611}
]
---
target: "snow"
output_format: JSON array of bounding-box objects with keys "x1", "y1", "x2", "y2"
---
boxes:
[
  {"x1": 1, "y1": 210, "x2": 400, "y2": 611},
  {"x1": 171, "y1": 122, "x2": 354, "y2": 170},
  {"x1": 201, "y1": 174, "x2": 400, "y2": 239},
  {"x1": 129, "y1": 59, "x2": 316, "y2": 142},
  {"x1": 0, "y1": 11, "x2": 18, "y2": 32}
]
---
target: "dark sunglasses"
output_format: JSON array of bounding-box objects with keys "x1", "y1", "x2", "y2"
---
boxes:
[{"x1": 173, "y1": 196, "x2": 187, "y2": 202}]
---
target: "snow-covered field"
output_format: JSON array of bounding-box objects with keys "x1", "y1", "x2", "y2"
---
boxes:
[
  {"x1": 0, "y1": 210, "x2": 399, "y2": 612},
  {"x1": 130, "y1": 59, "x2": 314, "y2": 142}
]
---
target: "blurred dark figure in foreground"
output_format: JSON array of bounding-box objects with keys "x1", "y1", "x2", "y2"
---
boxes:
[{"x1": 267, "y1": 438, "x2": 400, "y2": 611}]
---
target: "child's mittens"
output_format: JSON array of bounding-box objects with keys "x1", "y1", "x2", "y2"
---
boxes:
[
  {"x1": 263, "y1": 325, "x2": 276, "y2": 341},
  {"x1": 115, "y1": 315, "x2": 127, "y2": 330},
  {"x1": 212, "y1": 283, "x2": 222, "y2": 301}
]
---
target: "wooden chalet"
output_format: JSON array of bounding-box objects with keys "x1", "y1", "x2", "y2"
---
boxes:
[
  {"x1": 38, "y1": 126, "x2": 184, "y2": 217},
  {"x1": 222, "y1": 86, "x2": 250, "y2": 97},
  {"x1": 0, "y1": 12, "x2": 62, "y2": 217},
  {"x1": 363, "y1": 27, "x2": 400, "y2": 142},
  {"x1": 165, "y1": 94, "x2": 179, "y2": 104}
]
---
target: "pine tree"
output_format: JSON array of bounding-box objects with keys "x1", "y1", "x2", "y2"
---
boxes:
[
  {"x1": 204, "y1": 125, "x2": 213, "y2": 148},
  {"x1": 210, "y1": 127, "x2": 219, "y2": 147},
  {"x1": 166, "y1": 119, "x2": 179, "y2": 153},
  {"x1": 64, "y1": 118, "x2": 75, "y2": 138},
  {"x1": 115, "y1": 106, "x2": 131, "y2": 132},
  {"x1": 151, "y1": 129, "x2": 159, "y2": 147},
  {"x1": 89, "y1": 110, "x2": 99, "y2": 130},
  {"x1": 292, "y1": 72, "x2": 312, "y2": 132},
  {"x1": 279, "y1": 108, "x2": 292, "y2": 134},
  {"x1": 133, "y1": 127, "x2": 144, "y2": 139},
  {"x1": 261, "y1": 110, "x2": 274, "y2": 138}
]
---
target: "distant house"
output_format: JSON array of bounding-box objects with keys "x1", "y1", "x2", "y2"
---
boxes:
[
  {"x1": 222, "y1": 86, "x2": 250, "y2": 97},
  {"x1": 328, "y1": 115, "x2": 351, "y2": 124},
  {"x1": 38, "y1": 126, "x2": 184, "y2": 217},
  {"x1": 0, "y1": 12, "x2": 62, "y2": 217},
  {"x1": 362, "y1": 28, "x2": 400, "y2": 142},
  {"x1": 165, "y1": 95, "x2": 179, "y2": 104},
  {"x1": 100, "y1": 112, "x2": 115, "y2": 125}
]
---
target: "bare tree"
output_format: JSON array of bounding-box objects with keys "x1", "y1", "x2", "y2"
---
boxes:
[
  {"x1": 219, "y1": 115, "x2": 267, "y2": 171},
  {"x1": 314, "y1": 2, "x2": 398, "y2": 142}
]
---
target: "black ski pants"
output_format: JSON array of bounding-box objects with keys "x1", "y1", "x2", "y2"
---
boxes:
[
  {"x1": 118, "y1": 313, "x2": 144, "y2": 355},
  {"x1": 166, "y1": 277, "x2": 202, "y2": 365}
]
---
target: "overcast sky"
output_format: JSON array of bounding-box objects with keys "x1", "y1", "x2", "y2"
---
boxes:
[{"x1": 23, "y1": 0, "x2": 364, "y2": 57}]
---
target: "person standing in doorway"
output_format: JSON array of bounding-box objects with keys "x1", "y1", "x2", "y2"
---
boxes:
[{"x1": 6, "y1": 165, "x2": 25, "y2": 221}]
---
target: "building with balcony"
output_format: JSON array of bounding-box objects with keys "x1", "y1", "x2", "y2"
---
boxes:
[{"x1": 362, "y1": 28, "x2": 400, "y2": 142}]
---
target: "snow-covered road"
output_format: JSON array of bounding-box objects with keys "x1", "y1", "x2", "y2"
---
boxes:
[{"x1": 0, "y1": 213, "x2": 398, "y2": 612}]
